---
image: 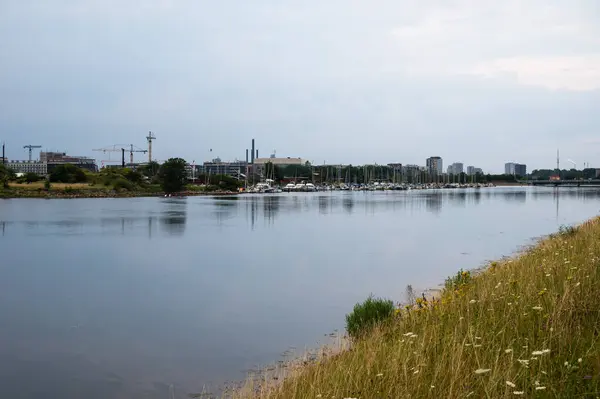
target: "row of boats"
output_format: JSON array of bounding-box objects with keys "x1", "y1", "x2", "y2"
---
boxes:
[{"x1": 245, "y1": 181, "x2": 496, "y2": 193}]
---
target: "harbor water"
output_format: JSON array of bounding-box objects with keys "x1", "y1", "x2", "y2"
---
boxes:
[{"x1": 0, "y1": 187, "x2": 599, "y2": 398}]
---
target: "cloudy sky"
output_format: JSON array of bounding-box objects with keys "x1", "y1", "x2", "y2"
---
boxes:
[{"x1": 1, "y1": 0, "x2": 599, "y2": 172}]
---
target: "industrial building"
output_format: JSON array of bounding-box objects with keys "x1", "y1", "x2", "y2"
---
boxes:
[{"x1": 5, "y1": 152, "x2": 97, "y2": 176}]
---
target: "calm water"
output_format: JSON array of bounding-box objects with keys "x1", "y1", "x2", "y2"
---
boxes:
[{"x1": 0, "y1": 187, "x2": 599, "y2": 398}]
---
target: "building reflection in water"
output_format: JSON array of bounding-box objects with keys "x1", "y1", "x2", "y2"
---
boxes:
[{"x1": 159, "y1": 198, "x2": 188, "y2": 236}]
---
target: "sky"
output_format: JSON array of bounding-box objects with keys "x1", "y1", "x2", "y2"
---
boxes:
[{"x1": 1, "y1": 0, "x2": 599, "y2": 173}]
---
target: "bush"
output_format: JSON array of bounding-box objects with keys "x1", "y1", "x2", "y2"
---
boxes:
[
  {"x1": 444, "y1": 269, "x2": 472, "y2": 291},
  {"x1": 25, "y1": 172, "x2": 41, "y2": 183},
  {"x1": 346, "y1": 295, "x2": 394, "y2": 339},
  {"x1": 112, "y1": 178, "x2": 134, "y2": 191},
  {"x1": 50, "y1": 164, "x2": 87, "y2": 183}
]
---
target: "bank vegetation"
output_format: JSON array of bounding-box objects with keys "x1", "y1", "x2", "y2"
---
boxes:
[{"x1": 234, "y1": 219, "x2": 600, "y2": 398}]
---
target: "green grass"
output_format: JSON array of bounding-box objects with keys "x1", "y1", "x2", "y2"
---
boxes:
[{"x1": 234, "y1": 218, "x2": 600, "y2": 398}]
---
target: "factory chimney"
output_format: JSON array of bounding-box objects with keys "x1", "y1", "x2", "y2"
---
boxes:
[{"x1": 251, "y1": 139, "x2": 255, "y2": 164}]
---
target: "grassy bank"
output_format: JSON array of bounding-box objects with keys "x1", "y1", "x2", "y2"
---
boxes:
[
  {"x1": 236, "y1": 219, "x2": 600, "y2": 398},
  {"x1": 0, "y1": 182, "x2": 238, "y2": 198}
]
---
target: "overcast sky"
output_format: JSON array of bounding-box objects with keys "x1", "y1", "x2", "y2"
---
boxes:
[{"x1": 1, "y1": 1, "x2": 599, "y2": 172}]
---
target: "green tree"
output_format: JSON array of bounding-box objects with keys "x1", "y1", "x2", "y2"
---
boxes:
[
  {"x1": 159, "y1": 158, "x2": 187, "y2": 193},
  {"x1": 0, "y1": 164, "x2": 15, "y2": 188},
  {"x1": 50, "y1": 164, "x2": 87, "y2": 183},
  {"x1": 140, "y1": 161, "x2": 160, "y2": 178},
  {"x1": 25, "y1": 172, "x2": 41, "y2": 183}
]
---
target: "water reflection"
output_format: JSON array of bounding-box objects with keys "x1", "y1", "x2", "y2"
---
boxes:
[
  {"x1": 1, "y1": 187, "x2": 600, "y2": 399},
  {"x1": 0, "y1": 188, "x2": 599, "y2": 237},
  {"x1": 159, "y1": 199, "x2": 187, "y2": 236}
]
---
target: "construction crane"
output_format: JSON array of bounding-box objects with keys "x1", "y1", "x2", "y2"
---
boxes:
[
  {"x1": 93, "y1": 145, "x2": 126, "y2": 167},
  {"x1": 23, "y1": 144, "x2": 42, "y2": 161},
  {"x1": 567, "y1": 159, "x2": 577, "y2": 170},
  {"x1": 128, "y1": 144, "x2": 147, "y2": 165},
  {"x1": 93, "y1": 144, "x2": 148, "y2": 167},
  {"x1": 146, "y1": 131, "x2": 156, "y2": 163}
]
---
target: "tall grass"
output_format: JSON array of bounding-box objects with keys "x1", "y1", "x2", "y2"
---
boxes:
[{"x1": 233, "y1": 218, "x2": 600, "y2": 398}]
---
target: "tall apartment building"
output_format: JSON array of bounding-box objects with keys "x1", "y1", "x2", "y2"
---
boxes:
[
  {"x1": 426, "y1": 156, "x2": 443, "y2": 176},
  {"x1": 466, "y1": 166, "x2": 483, "y2": 176},
  {"x1": 505, "y1": 162, "x2": 527, "y2": 176},
  {"x1": 447, "y1": 162, "x2": 464, "y2": 175}
]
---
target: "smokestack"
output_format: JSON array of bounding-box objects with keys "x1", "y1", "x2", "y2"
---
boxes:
[
  {"x1": 246, "y1": 149, "x2": 249, "y2": 163},
  {"x1": 2, "y1": 142, "x2": 4, "y2": 165},
  {"x1": 256, "y1": 149, "x2": 258, "y2": 159},
  {"x1": 251, "y1": 139, "x2": 255, "y2": 164}
]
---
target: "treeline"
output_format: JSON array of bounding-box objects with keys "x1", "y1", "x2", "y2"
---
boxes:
[
  {"x1": 531, "y1": 168, "x2": 597, "y2": 180},
  {"x1": 0, "y1": 158, "x2": 242, "y2": 194}
]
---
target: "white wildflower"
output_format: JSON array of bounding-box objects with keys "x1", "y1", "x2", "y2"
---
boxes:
[
  {"x1": 564, "y1": 361, "x2": 569, "y2": 366},
  {"x1": 376, "y1": 373, "x2": 383, "y2": 377},
  {"x1": 517, "y1": 359, "x2": 530, "y2": 366},
  {"x1": 430, "y1": 385, "x2": 435, "y2": 389},
  {"x1": 474, "y1": 368, "x2": 491, "y2": 374},
  {"x1": 513, "y1": 391, "x2": 524, "y2": 395},
  {"x1": 575, "y1": 282, "x2": 581, "y2": 287},
  {"x1": 542, "y1": 349, "x2": 551, "y2": 354},
  {"x1": 413, "y1": 369, "x2": 419, "y2": 374},
  {"x1": 532, "y1": 306, "x2": 543, "y2": 311},
  {"x1": 469, "y1": 299, "x2": 477, "y2": 304},
  {"x1": 532, "y1": 350, "x2": 549, "y2": 356},
  {"x1": 465, "y1": 343, "x2": 472, "y2": 346},
  {"x1": 475, "y1": 337, "x2": 482, "y2": 340},
  {"x1": 545, "y1": 273, "x2": 551, "y2": 277},
  {"x1": 578, "y1": 358, "x2": 583, "y2": 363},
  {"x1": 506, "y1": 381, "x2": 516, "y2": 388},
  {"x1": 403, "y1": 332, "x2": 414, "y2": 337},
  {"x1": 505, "y1": 349, "x2": 513, "y2": 353},
  {"x1": 535, "y1": 386, "x2": 547, "y2": 390}
]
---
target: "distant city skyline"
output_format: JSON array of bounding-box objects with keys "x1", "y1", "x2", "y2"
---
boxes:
[{"x1": 1, "y1": 1, "x2": 599, "y2": 173}]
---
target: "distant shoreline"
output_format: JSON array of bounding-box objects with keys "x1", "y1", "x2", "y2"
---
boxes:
[{"x1": 0, "y1": 188, "x2": 239, "y2": 199}]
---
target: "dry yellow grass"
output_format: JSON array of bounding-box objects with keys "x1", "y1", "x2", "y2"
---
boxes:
[{"x1": 233, "y1": 218, "x2": 600, "y2": 398}]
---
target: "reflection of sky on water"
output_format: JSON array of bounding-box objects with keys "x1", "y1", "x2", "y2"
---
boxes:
[{"x1": 0, "y1": 187, "x2": 599, "y2": 398}]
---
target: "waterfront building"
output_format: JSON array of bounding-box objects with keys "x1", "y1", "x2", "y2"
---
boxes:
[
  {"x1": 505, "y1": 162, "x2": 527, "y2": 176},
  {"x1": 426, "y1": 156, "x2": 443, "y2": 176},
  {"x1": 447, "y1": 162, "x2": 464, "y2": 175}
]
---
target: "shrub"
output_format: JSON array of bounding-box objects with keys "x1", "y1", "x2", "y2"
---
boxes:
[
  {"x1": 346, "y1": 295, "x2": 394, "y2": 339},
  {"x1": 559, "y1": 224, "x2": 576, "y2": 236},
  {"x1": 112, "y1": 178, "x2": 134, "y2": 191},
  {"x1": 44, "y1": 179, "x2": 51, "y2": 191},
  {"x1": 444, "y1": 268, "x2": 472, "y2": 291},
  {"x1": 25, "y1": 172, "x2": 41, "y2": 183}
]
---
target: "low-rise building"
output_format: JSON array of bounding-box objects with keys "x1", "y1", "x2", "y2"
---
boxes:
[
  {"x1": 199, "y1": 159, "x2": 248, "y2": 178},
  {"x1": 253, "y1": 157, "x2": 305, "y2": 166},
  {"x1": 7, "y1": 160, "x2": 47, "y2": 175}
]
